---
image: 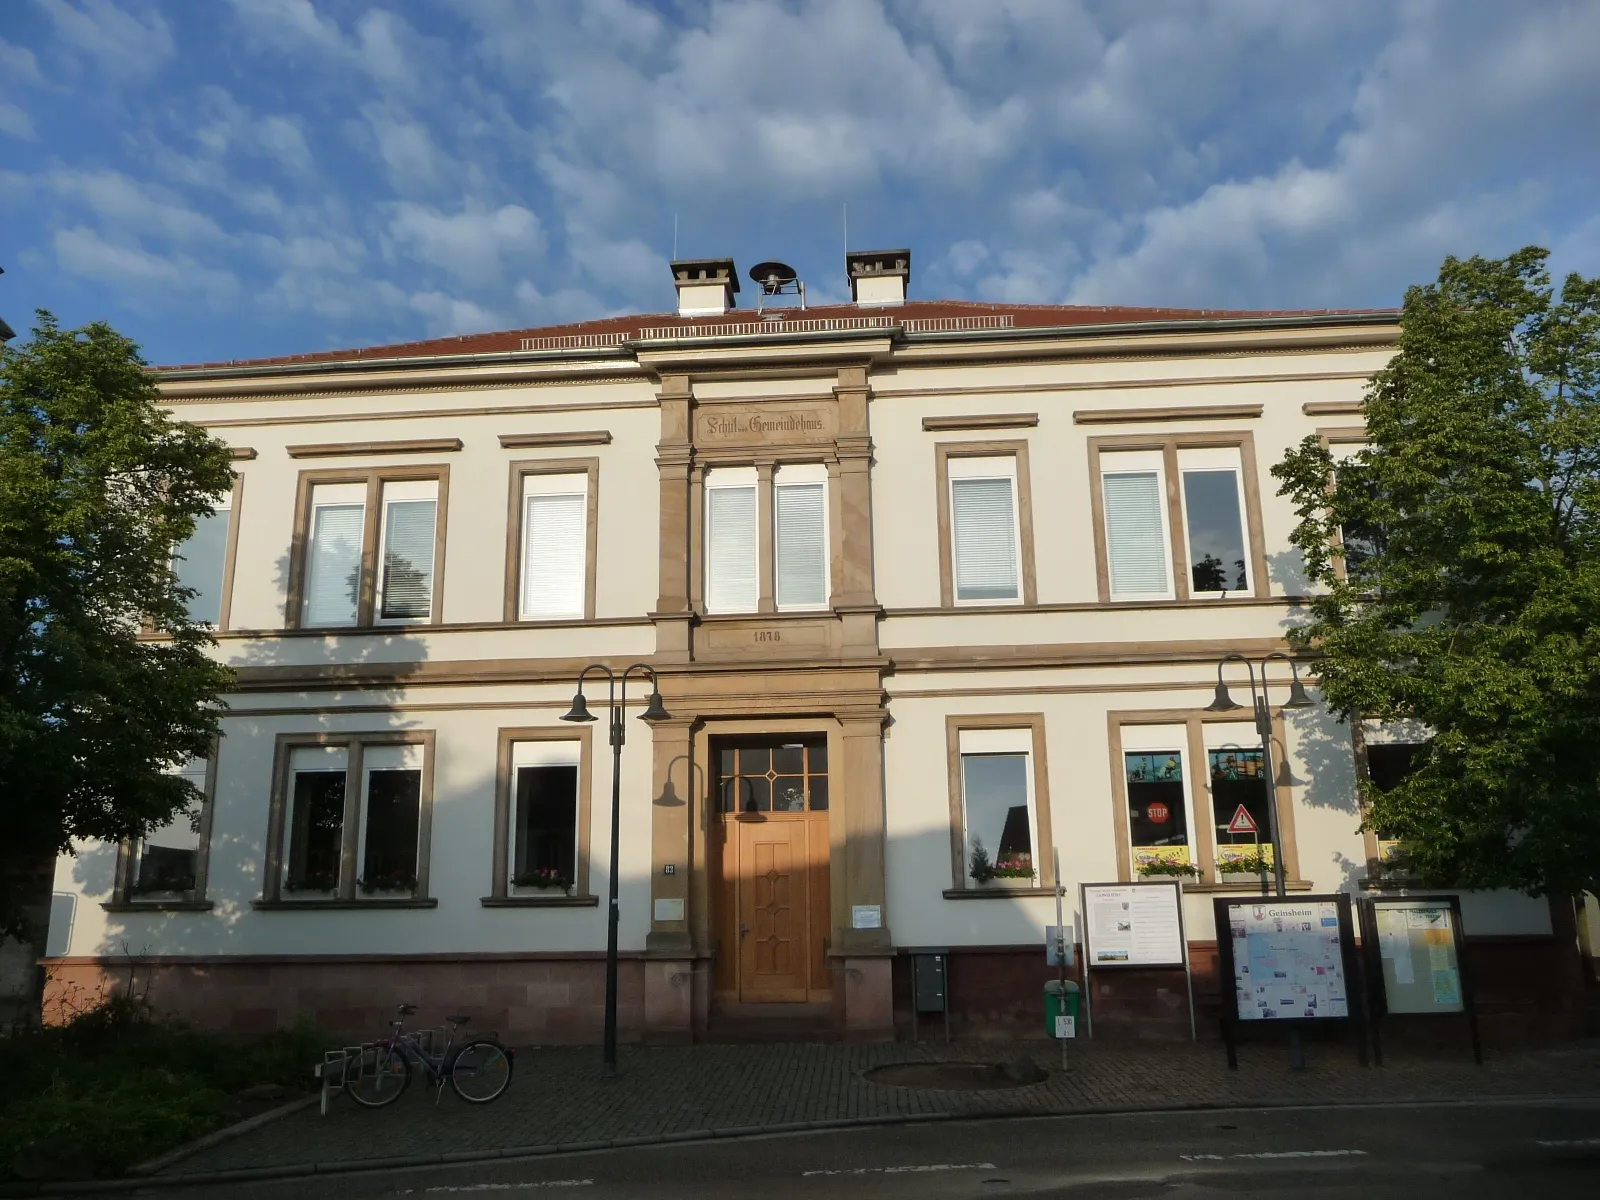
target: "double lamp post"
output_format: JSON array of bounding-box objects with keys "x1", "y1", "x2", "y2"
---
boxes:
[{"x1": 560, "y1": 664, "x2": 670, "y2": 1078}]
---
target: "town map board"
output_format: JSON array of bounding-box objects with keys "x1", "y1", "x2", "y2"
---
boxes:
[{"x1": 1227, "y1": 898, "x2": 1350, "y2": 1020}]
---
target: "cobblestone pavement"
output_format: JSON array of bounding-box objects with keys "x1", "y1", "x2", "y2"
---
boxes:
[{"x1": 160, "y1": 1037, "x2": 1600, "y2": 1179}]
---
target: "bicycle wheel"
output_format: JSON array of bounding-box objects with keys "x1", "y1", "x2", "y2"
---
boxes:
[
  {"x1": 345, "y1": 1043, "x2": 412, "y2": 1108},
  {"x1": 448, "y1": 1039, "x2": 513, "y2": 1103}
]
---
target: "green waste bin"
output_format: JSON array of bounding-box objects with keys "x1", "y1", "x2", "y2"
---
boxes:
[{"x1": 1044, "y1": 979, "x2": 1081, "y2": 1039}]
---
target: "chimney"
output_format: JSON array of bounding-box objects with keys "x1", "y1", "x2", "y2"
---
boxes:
[
  {"x1": 670, "y1": 258, "x2": 739, "y2": 317},
  {"x1": 846, "y1": 248, "x2": 910, "y2": 307}
]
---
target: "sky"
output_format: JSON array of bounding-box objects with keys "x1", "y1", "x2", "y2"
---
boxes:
[{"x1": 2, "y1": 0, "x2": 1598, "y2": 367}]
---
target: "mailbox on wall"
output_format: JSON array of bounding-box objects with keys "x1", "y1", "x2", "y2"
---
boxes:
[{"x1": 907, "y1": 949, "x2": 950, "y2": 1042}]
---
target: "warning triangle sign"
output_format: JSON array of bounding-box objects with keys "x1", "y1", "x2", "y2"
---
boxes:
[{"x1": 1227, "y1": 805, "x2": 1259, "y2": 834}]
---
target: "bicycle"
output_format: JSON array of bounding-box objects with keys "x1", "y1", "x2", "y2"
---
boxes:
[{"x1": 344, "y1": 1004, "x2": 515, "y2": 1107}]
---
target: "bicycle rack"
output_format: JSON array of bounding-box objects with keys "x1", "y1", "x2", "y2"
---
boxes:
[{"x1": 313, "y1": 1027, "x2": 449, "y2": 1115}]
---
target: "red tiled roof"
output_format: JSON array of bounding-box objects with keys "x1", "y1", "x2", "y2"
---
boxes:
[{"x1": 157, "y1": 298, "x2": 1395, "y2": 371}]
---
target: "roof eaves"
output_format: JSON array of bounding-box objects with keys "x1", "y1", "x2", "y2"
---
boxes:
[{"x1": 155, "y1": 342, "x2": 636, "y2": 382}]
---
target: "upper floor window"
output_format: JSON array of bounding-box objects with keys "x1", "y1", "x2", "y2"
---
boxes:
[
  {"x1": 292, "y1": 470, "x2": 446, "y2": 629},
  {"x1": 1093, "y1": 436, "x2": 1265, "y2": 603},
  {"x1": 703, "y1": 464, "x2": 830, "y2": 615},
  {"x1": 520, "y1": 472, "x2": 587, "y2": 619},
  {"x1": 949, "y1": 456, "x2": 1021, "y2": 604},
  {"x1": 172, "y1": 484, "x2": 239, "y2": 628}
]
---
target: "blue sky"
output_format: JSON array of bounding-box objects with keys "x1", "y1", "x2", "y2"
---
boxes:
[{"x1": 2, "y1": 0, "x2": 1598, "y2": 367}]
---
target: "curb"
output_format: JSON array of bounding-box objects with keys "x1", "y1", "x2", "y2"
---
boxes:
[
  {"x1": 7, "y1": 1090, "x2": 1600, "y2": 1197},
  {"x1": 128, "y1": 1094, "x2": 321, "y2": 1178}
]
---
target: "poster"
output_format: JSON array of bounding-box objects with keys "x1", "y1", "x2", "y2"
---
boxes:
[
  {"x1": 1226, "y1": 899, "x2": 1349, "y2": 1020},
  {"x1": 1082, "y1": 882, "x2": 1185, "y2": 967},
  {"x1": 1373, "y1": 901, "x2": 1463, "y2": 1014}
]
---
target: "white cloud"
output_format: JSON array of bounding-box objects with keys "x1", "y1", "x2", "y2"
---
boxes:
[
  {"x1": 0, "y1": 37, "x2": 44, "y2": 86},
  {"x1": 385, "y1": 202, "x2": 545, "y2": 283},
  {"x1": 53, "y1": 226, "x2": 237, "y2": 302},
  {"x1": 0, "y1": 103, "x2": 36, "y2": 140},
  {"x1": 408, "y1": 290, "x2": 503, "y2": 336},
  {"x1": 40, "y1": 168, "x2": 226, "y2": 244},
  {"x1": 34, "y1": 0, "x2": 175, "y2": 81}
]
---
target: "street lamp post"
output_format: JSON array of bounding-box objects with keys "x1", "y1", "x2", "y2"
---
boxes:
[
  {"x1": 1205, "y1": 651, "x2": 1313, "y2": 1067},
  {"x1": 560, "y1": 663, "x2": 670, "y2": 1078}
]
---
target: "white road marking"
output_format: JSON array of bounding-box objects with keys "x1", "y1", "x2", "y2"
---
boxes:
[
  {"x1": 408, "y1": 1182, "x2": 594, "y2": 1194},
  {"x1": 1180, "y1": 1150, "x2": 1367, "y2": 1162},
  {"x1": 802, "y1": 1162, "x2": 997, "y2": 1177},
  {"x1": 1534, "y1": 1138, "x2": 1600, "y2": 1148}
]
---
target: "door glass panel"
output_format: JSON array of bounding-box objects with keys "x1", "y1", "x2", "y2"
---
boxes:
[
  {"x1": 808, "y1": 777, "x2": 829, "y2": 811},
  {"x1": 714, "y1": 736, "x2": 829, "y2": 817},
  {"x1": 773, "y1": 776, "x2": 805, "y2": 811},
  {"x1": 808, "y1": 742, "x2": 827, "y2": 773},
  {"x1": 773, "y1": 745, "x2": 804, "y2": 774}
]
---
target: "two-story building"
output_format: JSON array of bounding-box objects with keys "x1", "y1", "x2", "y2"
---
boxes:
[{"x1": 44, "y1": 250, "x2": 1582, "y2": 1044}]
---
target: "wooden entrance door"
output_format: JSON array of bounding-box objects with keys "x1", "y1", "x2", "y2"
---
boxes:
[{"x1": 711, "y1": 737, "x2": 831, "y2": 1005}]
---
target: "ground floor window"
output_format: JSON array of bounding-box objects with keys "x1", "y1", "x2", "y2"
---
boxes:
[
  {"x1": 115, "y1": 756, "x2": 213, "y2": 905},
  {"x1": 1124, "y1": 749, "x2": 1191, "y2": 872},
  {"x1": 1365, "y1": 738, "x2": 1427, "y2": 864},
  {"x1": 489, "y1": 728, "x2": 593, "y2": 902},
  {"x1": 269, "y1": 733, "x2": 434, "y2": 903},
  {"x1": 1209, "y1": 746, "x2": 1274, "y2": 870},
  {"x1": 945, "y1": 719, "x2": 1055, "y2": 891}
]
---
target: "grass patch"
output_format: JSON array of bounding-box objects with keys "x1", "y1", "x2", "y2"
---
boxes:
[{"x1": 0, "y1": 993, "x2": 335, "y2": 1181}]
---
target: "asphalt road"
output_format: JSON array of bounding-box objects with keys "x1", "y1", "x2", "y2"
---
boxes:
[{"x1": 122, "y1": 1099, "x2": 1600, "y2": 1200}]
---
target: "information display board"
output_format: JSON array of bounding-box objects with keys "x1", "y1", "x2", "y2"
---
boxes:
[
  {"x1": 1213, "y1": 893, "x2": 1366, "y2": 1069},
  {"x1": 1226, "y1": 898, "x2": 1350, "y2": 1020},
  {"x1": 1359, "y1": 894, "x2": 1480, "y2": 1065},
  {"x1": 1081, "y1": 882, "x2": 1185, "y2": 968}
]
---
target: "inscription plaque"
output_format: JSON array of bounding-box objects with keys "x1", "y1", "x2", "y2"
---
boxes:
[{"x1": 694, "y1": 403, "x2": 836, "y2": 446}]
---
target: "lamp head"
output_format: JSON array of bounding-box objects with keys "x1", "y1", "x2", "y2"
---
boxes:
[
  {"x1": 1281, "y1": 673, "x2": 1313, "y2": 709},
  {"x1": 1204, "y1": 678, "x2": 1243, "y2": 713},
  {"x1": 639, "y1": 689, "x2": 671, "y2": 724},
  {"x1": 559, "y1": 691, "x2": 596, "y2": 723}
]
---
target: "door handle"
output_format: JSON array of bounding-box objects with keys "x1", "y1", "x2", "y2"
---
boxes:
[{"x1": 740, "y1": 924, "x2": 750, "y2": 938}]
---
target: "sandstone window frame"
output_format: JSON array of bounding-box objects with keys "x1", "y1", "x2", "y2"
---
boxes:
[
  {"x1": 285, "y1": 465, "x2": 451, "y2": 630},
  {"x1": 483, "y1": 726, "x2": 598, "y2": 908},
  {"x1": 257, "y1": 730, "x2": 438, "y2": 908},
  {"x1": 692, "y1": 456, "x2": 838, "y2": 616},
  {"x1": 933, "y1": 440, "x2": 1038, "y2": 609},
  {"x1": 1088, "y1": 432, "x2": 1270, "y2": 604},
  {"x1": 104, "y1": 741, "x2": 219, "y2": 913},
  {"x1": 503, "y1": 457, "x2": 600, "y2": 622},
  {"x1": 1106, "y1": 708, "x2": 1304, "y2": 888},
  {"x1": 943, "y1": 713, "x2": 1056, "y2": 895}
]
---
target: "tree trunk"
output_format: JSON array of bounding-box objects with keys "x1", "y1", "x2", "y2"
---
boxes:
[{"x1": 0, "y1": 846, "x2": 57, "y2": 1032}]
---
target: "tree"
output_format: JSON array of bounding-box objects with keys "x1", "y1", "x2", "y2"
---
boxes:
[
  {"x1": 1273, "y1": 248, "x2": 1600, "y2": 898},
  {"x1": 0, "y1": 312, "x2": 236, "y2": 956}
]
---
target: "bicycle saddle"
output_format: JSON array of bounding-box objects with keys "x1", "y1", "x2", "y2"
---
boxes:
[
  {"x1": 398, "y1": 1003, "x2": 418, "y2": 1015},
  {"x1": 446, "y1": 1014, "x2": 470, "y2": 1025}
]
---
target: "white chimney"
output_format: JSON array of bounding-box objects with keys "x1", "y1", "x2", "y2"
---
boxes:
[
  {"x1": 670, "y1": 257, "x2": 739, "y2": 317},
  {"x1": 847, "y1": 248, "x2": 910, "y2": 307}
]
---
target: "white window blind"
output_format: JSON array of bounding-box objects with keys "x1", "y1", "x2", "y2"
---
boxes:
[
  {"x1": 706, "y1": 471, "x2": 758, "y2": 613},
  {"x1": 1101, "y1": 452, "x2": 1171, "y2": 599},
  {"x1": 520, "y1": 473, "x2": 587, "y2": 619},
  {"x1": 377, "y1": 480, "x2": 437, "y2": 622},
  {"x1": 949, "y1": 457, "x2": 1019, "y2": 603},
  {"x1": 303, "y1": 483, "x2": 366, "y2": 626},
  {"x1": 774, "y1": 465, "x2": 827, "y2": 609}
]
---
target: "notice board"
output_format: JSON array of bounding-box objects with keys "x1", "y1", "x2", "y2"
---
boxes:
[
  {"x1": 1365, "y1": 897, "x2": 1465, "y2": 1015},
  {"x1": 1081, "y1": 881, "x2": 1186, "y2": 968},
  {"x1": 1219, "y1": 896, "x2": 1354, "y2": 1021}
]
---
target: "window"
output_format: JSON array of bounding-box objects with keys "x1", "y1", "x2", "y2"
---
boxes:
[
  {"x1": 1100, "y1": 451, "x2": 1173, "y2": 600},
  {"x1": 773, "y1": 465, "x2": 828, "y2": 610},
  {"x1": 488, "y1": 728, "x2": 594, "y2": 904},
  {"x1": 1092, "y1": 436, "x2": 1266, "y2": 603},
  {"x1": 944, "y1": 717, "x2": 1055, "y2": 892},
  {"x1": 1366, "y1": 741, "x2": 1425, "y2": 863},
  {"x1": 173, "y1": 490, "x2": 235, "y2": 626},
  {"x1": 510, "y1": 741, "x2": 580, "y2": 893},
  {"x1": 1328, "y1": 442, "x2": 1387, "y2": 579},
  {"x1": 375, "y1": 483, "x2": 438, "y2": 622},
  {"x1": 1209, "y1": 745, "x2": 1274, "y2": 871},
  {"x1": 1178, "y1": 448, "x2": 1251, "y2": 596},
  {"x1": 1123, "y1": 739, "x2": 1194, "y2": 873},
  {"x1": 716, "y1": 737, "x2": 829, "y2": 813},
  {"x1": 705, "y1": 468, "x2": 759, "y2": 613},
  {"x1": 519, "y1": 473, "x2": 587, "y2": 619},
  {"x1": 111, "y1": 755, "x2": 214, "y2": 907},
  {"x1": 266, "y1": 734, "x2": 435, "y2": 904},
  {"x1": 292, "y1": 470, "x2": 446, "y2": 629},
  {"x1": 949, "y1": 457, "x2": 1022, "y2": 604}
]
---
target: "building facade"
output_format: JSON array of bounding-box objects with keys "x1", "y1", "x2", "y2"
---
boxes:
[{"x1": 43, "y1": 251, "x2": 1584, "y2": 1044}]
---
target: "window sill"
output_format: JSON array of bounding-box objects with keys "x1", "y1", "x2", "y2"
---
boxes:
[
  {"x1": 102, "y1": 900, "x2": 214, "y2": 913},
  {"x1": 251, "y1": 897, "x2": 438, "y2": 910},
  {"x1": 480, "y1": 894, "x2": 599, "y2": 908},
  {"x1": 942, "y1": 886, "x2": 1058, "y2": 899},
  {"x1": 1182, "y1": 880, "x2": 1314, "y2": 894}
]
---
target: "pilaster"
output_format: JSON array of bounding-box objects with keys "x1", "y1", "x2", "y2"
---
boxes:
[{"x1": 653, "y1": 374, "x2": 695, "y2": 663}]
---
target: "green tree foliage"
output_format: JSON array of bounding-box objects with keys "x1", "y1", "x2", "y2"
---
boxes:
[
  {"x1": 1274, "y1": 249, "x2": 1600, "y2": 897},
  {"x1": 0, "y1": 313, "x2": 236, "y2": 934}
]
